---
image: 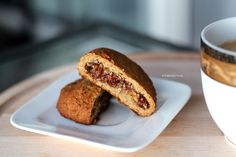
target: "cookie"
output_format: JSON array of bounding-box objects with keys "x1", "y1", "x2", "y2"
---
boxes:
[
  {"x1": 77, "y1": 48, "x2": 157, "y2": 116},
  {"x1": 57, "y1": 79, "x2": 111, "y2": 125}
]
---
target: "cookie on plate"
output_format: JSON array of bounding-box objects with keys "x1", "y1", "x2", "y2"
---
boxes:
[
  {"x1": 77, "y1": 48, "x2": 157, "y2": 116},
  {"x1": 57, "y1": 79, "x2": 111, "y2": 125}
]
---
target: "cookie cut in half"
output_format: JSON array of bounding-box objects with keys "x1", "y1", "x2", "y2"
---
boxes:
[
  {"x1": 77, "y1": 48, "x2": 157, "y2": 116},
  {"x1": 57, "y1": 79, "x2": 111, "y2": 125}
]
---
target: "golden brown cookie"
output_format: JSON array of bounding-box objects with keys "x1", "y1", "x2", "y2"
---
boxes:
[
  {"x1": 77, "y1": 48, "x2": 157, "y2": 116},
  {"x1": 57, "y1": 79, "x2": 111, "y2": 125}
]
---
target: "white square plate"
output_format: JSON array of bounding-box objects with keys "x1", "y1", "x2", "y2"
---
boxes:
[{"x1": 11, "y1": 70, "x2": 191, "y2": 152}]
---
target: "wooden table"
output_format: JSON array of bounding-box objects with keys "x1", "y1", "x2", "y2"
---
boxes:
[{"x1": 1, "y1": 52, "x2": 236, "y2": 157}]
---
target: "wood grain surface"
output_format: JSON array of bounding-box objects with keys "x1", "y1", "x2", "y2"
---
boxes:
[{"x1": 0, "y1": 52, "x2": 236, "y2": 157}]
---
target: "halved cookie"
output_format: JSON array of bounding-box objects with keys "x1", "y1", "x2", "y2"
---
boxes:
[
  {"x1": 57, "y1": 79, "x2": 111, "y2": 125},
  {"x1": 77, "y1": 48, "x2": 157, "y2": 116}
]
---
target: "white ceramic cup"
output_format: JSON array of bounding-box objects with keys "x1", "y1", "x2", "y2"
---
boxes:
[{"x1": 200, "y1": 17, "x2": 236, "y2": 145}]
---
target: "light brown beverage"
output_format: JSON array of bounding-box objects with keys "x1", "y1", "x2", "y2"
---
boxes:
[{"x1": 219, "y1": 39, "x2": 236, "y2": 51}]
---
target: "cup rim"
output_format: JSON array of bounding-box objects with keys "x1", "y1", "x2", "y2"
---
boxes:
[{"x1": 201, "y1": 17, "x2": 236, "y2": 57}]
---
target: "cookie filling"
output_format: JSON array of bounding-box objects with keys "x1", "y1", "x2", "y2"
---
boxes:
[
  {"x1": 85, "y1": 61, "x2": 150, "y2": 109},
  {"x1": 91, "y1": 91, "x2": 111, "y2": 123}
]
